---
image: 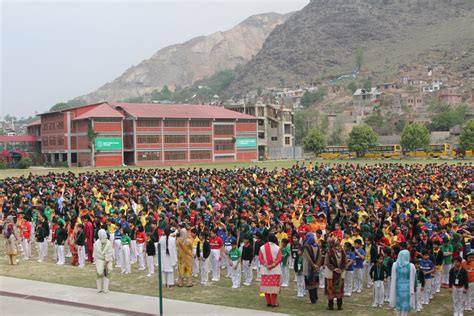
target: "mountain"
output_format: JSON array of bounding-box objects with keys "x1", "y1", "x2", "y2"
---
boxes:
[
  {"x1": 228, "y1": 0, "x2": 474, "y2": 92},
  {"x1": 78, "y1": 12, "x2": 290, "y2": 103}
]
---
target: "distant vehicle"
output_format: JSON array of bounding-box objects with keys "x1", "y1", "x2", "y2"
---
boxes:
[
  {"x1": 404, "y1": 143, "x2": 451, "y2": 158},
  {"x1": 365, "y1": 144, "x2": 402, "y2": 158},
  {"x1": 319, "y1": 146, "x2": 352, "y2": 159}
]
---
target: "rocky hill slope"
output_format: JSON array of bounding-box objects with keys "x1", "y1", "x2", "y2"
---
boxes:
[
  {"x1": 228, "y1": 0, "x2": 474, "y2": 92},
  {"x1": 78, "y1": 12, "x2": 290, "y2": 103}
]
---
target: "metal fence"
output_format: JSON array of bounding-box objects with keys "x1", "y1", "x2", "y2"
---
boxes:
[{"x1": 267, "y1": 146, "x2": 303, "y2": 160}]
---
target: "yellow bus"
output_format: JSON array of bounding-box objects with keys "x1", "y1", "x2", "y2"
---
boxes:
[
  {"x1": 365, "y1": 144, "x2": 402, "y2": 158},
  {"x1": 320, "y1": 146, "x2": 352, "y2": 158},
  {"x1": 405, "y1": 143, "x2": 451, "y2": 158}
]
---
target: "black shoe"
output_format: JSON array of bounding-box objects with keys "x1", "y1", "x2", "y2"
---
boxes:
[{"x1": 267, "y1": 304, "x2": 272, "y2": 307}]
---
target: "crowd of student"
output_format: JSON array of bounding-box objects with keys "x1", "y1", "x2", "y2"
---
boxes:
[{"x1": 1, "y1": 162, "x2": 473, "y2": 314}]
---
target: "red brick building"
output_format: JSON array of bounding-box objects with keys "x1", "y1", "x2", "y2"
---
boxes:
[{"x1": 36, "y1": 102, "x2": 258, "y2": 167}]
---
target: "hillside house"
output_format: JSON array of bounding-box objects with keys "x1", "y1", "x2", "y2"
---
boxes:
[
  {"x1": 353, "y1": 88, "x2": 382, "y2": 105},
  {"x1": 438, "y1": 88, "x2": 463, "y2": 105}
]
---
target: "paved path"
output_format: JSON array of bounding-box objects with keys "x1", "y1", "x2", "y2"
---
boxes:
[{"x1": 0, "y1": 276, "x2": 287, "y2": 316}]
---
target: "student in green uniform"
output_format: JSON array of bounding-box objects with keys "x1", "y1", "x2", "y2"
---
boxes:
[
  {"x1": 441, "y1": 237, "x2": 454, "y2": 287},
  {"x1": 120, "y1": 227, "x2": 132, "y2": 274},
  {"x1": 280, "y1": 238, "x2": 291, "y2": 287},
  {"x1": 229, "y1": 240, "x2": 241, "y2": 289},
  {"x1": 76, "y1": 224, "x2": 85, "y2": 268}
]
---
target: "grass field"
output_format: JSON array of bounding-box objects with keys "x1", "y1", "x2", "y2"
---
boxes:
[
  {"x1": 0, "y1": 158, "x2": 471, "y2": 179},
  {"x1": 0, "y1": 239, "x2": 454, "y2": 316}
]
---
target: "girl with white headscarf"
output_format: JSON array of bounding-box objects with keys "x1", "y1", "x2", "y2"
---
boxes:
[
  {"x1": 389, "y1": 250, "x2": 416, "y2": 316},
  {"x1": 93, "y1": 229, "x2": 113, "y2": 293}
]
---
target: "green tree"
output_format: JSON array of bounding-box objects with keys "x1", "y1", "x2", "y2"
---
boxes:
[
  {"x1": 303, "y1": 128, "x2": 326, "y2": 155},
  {"x1": 300, "y1": 89, "x2": 326, "y2": 108},
  {"x1": 429, "y1": 103, "x2": 467, "y2": 131},
  {"x1": 160, "y1": 85, "x2": 172, "y2": 100},
  {"x1": 348, "y1": 81, "x2": 357, "y2": 94},
  {"x1": 257, "y1": 86, "x2": 263, "y2": 97},
  {"x1": 401, "y1": 123, "x2": 430, "y2": 152},
  {"x1": 294, "y1": 110, "x2": 320, "y2": 145},
  {"x1": 460, "y1": 119, "x2": 474, "y2": 150},
  {"x1": 355, "y1": 48, "x2": 364, "y2": 72},
  {"x1": 348, "y1": 124, "x2": 378, "y2": 157},
  {"x1": 365, "y1": 115, "x2": 385, "y2": 133}
]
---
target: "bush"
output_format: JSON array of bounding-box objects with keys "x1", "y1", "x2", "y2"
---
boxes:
[
  {"x1": 18, "y1": 157, "x2": 32, "y2": 169},
  {"x1": 0, "y1": 160, "x2": 6, "y2": 169}
]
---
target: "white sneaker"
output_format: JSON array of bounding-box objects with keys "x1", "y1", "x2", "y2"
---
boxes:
[
  {"x1": 243, "y1": 283, "x2": 250, "y2": 286},
  {"x1": 146, "y1": 274, "x2": 152, "y2": 277},
  {"x1": 138, "y1": 267, "x2": 145, "y2": 271},
  {"x1": 231, "y1": 285, "x2": 238, "y2": 289},
  {"x1": 281, "y1": 284, "x2": 288, "y2": 287},
  {"x1": 372, "y1": 303, "x2": 377, "y2": 307}
]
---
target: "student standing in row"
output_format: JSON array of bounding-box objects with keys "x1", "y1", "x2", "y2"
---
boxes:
[
  {"x1": 76, "y1": 224, "x2": 85, "y2": 268},
  {"x1": 414, "y1": 259, "x2": 425, "y2": 312},
  {"x1": 209, "y1": 230, "x2": 223, "y2": 282},
  {"x1": 462, "y1": 252, "x2": 474, "y2": 312},
  {"x1": 241, "y1": 236, "x2": 253, "y2": 286},
  {"x1": 280, "y1": 238, "x2": 291, "y2": 287},
  {"x1": 353, "y1": 239, "x2": 365, "y2": 293},
  {"x1": 120, "y1": 228, "x2": 131, "y2": 274},
  {"x1": 370, "y1": 255, "x2": 386, "y2": 307},
  {"x1": 344, "y1": 242, "x2": 355, "y2": 297},
  {"x1": 449, "y1": 256, "x2": 468, "y2": 316},
  {"x1": 136, "y1": 226, "x2": 146, "y2": 271},
  {"x1": 294, "y1": 245, "x2": 305, "y2": 298},
  {"x1": 229, "y1": 240, "x2": 241, "y2": 289},
  {"x1": 159, "y1": 227, "x2": 177, "y2": 287},
  {"x1": 146, "y1": 234, "x2": 156, "y2": 277},
  {"x1": 197, "y1": 231, "x2": 210, "y2": 285}
]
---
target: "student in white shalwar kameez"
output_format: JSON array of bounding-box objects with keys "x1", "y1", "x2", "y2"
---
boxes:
[
  {"x1": 93, "y1": 229, "x2": 114, "y2": 293},
  {"x1": 159, "y1": 227, "x2": 177, "y2": 287}
]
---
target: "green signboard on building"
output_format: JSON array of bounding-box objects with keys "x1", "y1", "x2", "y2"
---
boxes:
[
  {"x1": 95, "y1": 137, "x2": 122, "y2": 150},
  {"x1": 236, "y1": 138, "x2": 257, "y2": 148}
]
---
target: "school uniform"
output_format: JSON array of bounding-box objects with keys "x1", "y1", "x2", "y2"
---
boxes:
[
  {"x1": 364, "y1": 244, "x2": 377, "y2": 288},
  {"x1": 432, "y1": 248, "x2": 444, "y2": 293},
  {"x1": 21, "y1": 220, "x2": 32, "y2": 260},
  {"x1": 449, "y1": 266, "x2": 469, "y2": 316},
  {"x1": 129, "y1": 227, "x2": 137, "y2": 264},
  {"x1": 345, "y1": 251, "x2": 356, "y2": 296},
  {"x1": 136, "y1": 231, "x2": 146, "y2": 270},
  {"x1": 369, "y1": 264, "x2": 386, "y2": 307},
  {"x1": 354, "y1": 248, "x2": 365, "y2": 292},
  {"x1": 197, "y1": 239, "x2": 211, "y2": 285},
  {"x1": 224, "y1": 235, "x2": 236, "y2": 277},
  {"x1": 228, "y1": 247, "x2": 241, "y2": 288},
  {"x1": 209, "y1": 236, "x2": 223, "y2": 281},
  {"x1": 76, "y1": 230, "x2": 85, "y2": 268},
  {"x1": 441, "y1": 243, "x2": 454, "y2": 286},
  {"x1": 114, "y1": 229, "x2": 123, "y2": 268},
  {"x1": 191, "y1": 236, "x2": 200, "y2": 277},
  {"x1": 420, "y1": 258, "x2": 435, "y2": 303},
  {"x1": 35, "y1": 222, "x2": 47, "y2": 262},
  {"x1": 383, "y1": 256, "x2": 394, "y2": 302},
  {"x1": 241, "y1": 243, "x2": 253, "y2": 286},
  {"x1": 253, "y1": 239, "x2": 264, "y2": 281},
  {"x1": 462, "y1": 259, "x2": 474, "y2": 311},
  {"x1": 294, "y1": 255, "x2": 305, "y2": 297},
  {"x1": 55, "y1": 227, "x2": 67, "y2": 265},
  {"x1": 281, "y1": 245, "x2": 291, "y2": 287},
  {"x1": 121, "y1": 234, "x2": 132, "y2": 274},
  {"x1": 146, "y1": 240, "x2": 156, "y2": 276},
  {"x1": 415, "y1": 267, "x2": 426, "y2": 312}
]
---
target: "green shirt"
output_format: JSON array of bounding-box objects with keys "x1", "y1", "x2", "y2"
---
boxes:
[
  {"x1": 440, "y1": 244, "x2": 453, "y2": 265},
  {"x1": 281, "y1": 245, "x2": 291, "y2": 265},
  {"x1": 121, "y1": 235, "x2": 131, "y2": 246},
  {"x1": 229, "y1": 248, "x2": 241, "y2": 262},
  {"x1": 44, "y1": 208, "x2": 53, "y2": 221}
]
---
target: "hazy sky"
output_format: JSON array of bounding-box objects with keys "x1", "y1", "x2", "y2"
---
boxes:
[{"x1": 1, "y1": 0, "x2": 308, "y2": 118}]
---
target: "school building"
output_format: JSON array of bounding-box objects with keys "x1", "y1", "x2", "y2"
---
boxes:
[{"x1": 33, "y1": 102, "x2": 258, "y2": 167}]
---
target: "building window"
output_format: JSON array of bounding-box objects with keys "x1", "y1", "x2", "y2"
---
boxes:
[
  {"x1": 164, "y1": 135, "x2": 186, "y2": 143},
  {"x1": 137, "y1": 151, "x2": 160, "y2": 161},
  {"x1": 138, "y1": 135, "x2": 161, "y2": 144},
  {"x1": 214, "y1": 125, "x2": 234, "y2": 135},
  {"x1": 165, "y1": 151, "x2": 186, "y2": 160},
  {"x1": 190, "y1": 150, "x2": 211, "y2": 160},
  {"x1": 270, "y1": 121, "x2": 278, "y2": 128},
  {"x1": 42, "y1": 137, "x2": 48, "y2": 146},
  {"x1": 50, "y1": 137, "x2": 56, "y2": 146},
  {"x1": 58, "y1": 137, "x2": 64, "y2": 146},
  {"x1": 215, "y1": 155, "x2": 234, "y2": 160},
  {"x1": 137, "y1": 119, "x2": 161, "y2": 128},
  {"x1": 258, "y1": 119, "x2": 264, "y2": 126},
  {"x1": 285, "y1": 137, "x2": 290, "y2": 145},
  {"x1": 271, "y1": 136, "x2": 278, "y2": 141},
  {"x1": 190, "y1": 135, "x2": 211, "y2": 143},
  {"x1": 164, "y1": 120, "x2": 186, "y2": 128},
  {"x1": 284, "y1": 124, "x2": 291, "y2": 134},
  {"x1": 214, "y1": 139, "x2": 234, "y2": 151},
  {"x1": 189, "y1": 120, "x2": 211, "y2": 128}
]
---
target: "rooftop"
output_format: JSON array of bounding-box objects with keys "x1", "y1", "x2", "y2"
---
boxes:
[{"x1": 73, "y1": 103, "x2": 124, "y2": 121}]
